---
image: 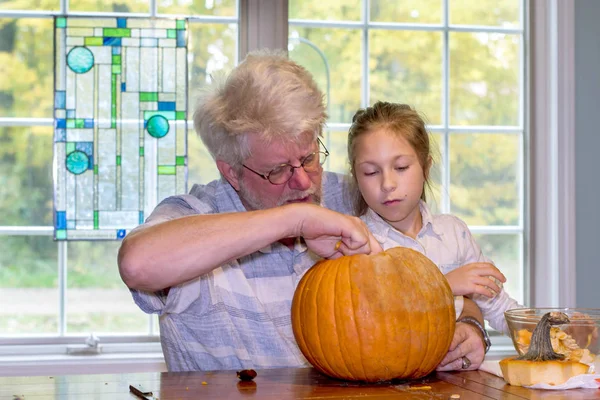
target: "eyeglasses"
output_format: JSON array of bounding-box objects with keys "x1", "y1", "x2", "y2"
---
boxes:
[{"x1": 242, "y1": 138, "x2": 329, "y2": 185}]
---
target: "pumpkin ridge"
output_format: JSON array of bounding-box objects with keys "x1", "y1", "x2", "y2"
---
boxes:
[
  {"x1": 300, "y1": 262, "x2": 329, "y2": 374},
  {"x1": 371, "y1": 251, "x2": 391, "y2": 380},
  {"x1": 294, "y1": 266, "x2": 319, "y2": 368},
  {"x1": 424, "y1": 257, "x2": 443, "y2": 375},
  {"x1": 312, "y1": 261, "x2": 338, "y2": 377},
  {"x1": 409, "y1": 254, "x2": 429, "y2": 377},
  {"x1": 403, "y1": 253, "x2": 416, "y2": 377},
  {"x1": 319, "y1": 257, "x2": 352, "y2": 378},
  {"x1": 421, "y1": 257, "x2": 450, "y2": 374},
  {"x1": 349, "y1": 255, "x2": 368, "y2": 381},
  {"x1": 332, "y1": 257, "x2": 355, "y2": 379}
]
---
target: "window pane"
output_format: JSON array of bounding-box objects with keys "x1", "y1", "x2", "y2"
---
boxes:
[
  {"x1": 188, "y1": 129, "x2": 219, "y2": 185},
  {"x1": 69, "y1": 0, "x2": 149, "y2": 13},
  {"x1": 1, "y1": 0, "x2": 59, "y2": 10},
  {"x1": 473, "y1": 233, "x2": 524, "y2": 305},
  {"x1": 188, "y1": 23, "x2": 237, "y2": 114},
  {"x1": 0, "y1": 236, "x2": 58, "y2": 335},
  {"x1": 450, "y1": 0, "x2": 521, "y2": 28},
  {"x1": 450, "y1": 32, "x2": 521, "y2": 126},
  {"x1": 66, "y1": 241, "x2": 148, "y2": 334},
  {"x1": 289, "y1": 27, "x2": 361, "y2": 124},
  {"x1": 0, "y1": 18, "x2": 54, "y2": 118},
  {"x1": 324, "y1": 129, "x2": 349, "y2": 175},
  {"x1": 370, "y1": 0, "x2": 441, "y2": 24},
  {"x1": 427, "y1": 132, "x2": 444, "y2": 214},
  {"x1": 369, "y1": 30, "x2": 442, "y2": 125},
  {"x1": 158, "y1": 0, "x2": 237, "y2": 16},
  {"x1": 187, "y1": 22, "x2": 236, "y2": 186},
  {"x1": 449, "y1": 133, "x2": 521, "y2": 226},
  {"x1": 289, "y1": 0, "x2": 361, "y2": 21},
  {"x1": 0, "y1": 126, "x2": 54, "y2": 226}
]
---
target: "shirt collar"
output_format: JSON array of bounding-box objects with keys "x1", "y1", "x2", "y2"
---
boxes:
[{"x1": 364, "y1": 200, "x2": 443, "y2": 240}]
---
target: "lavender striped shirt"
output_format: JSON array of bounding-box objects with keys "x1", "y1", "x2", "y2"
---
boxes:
[{"x1": 129, "y1": 172, "x2": 353, "y2": 371}]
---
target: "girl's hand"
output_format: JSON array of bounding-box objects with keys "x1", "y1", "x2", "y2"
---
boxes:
[{"x1": 445, "y1": 263, "x2": 506, "y2": 298}]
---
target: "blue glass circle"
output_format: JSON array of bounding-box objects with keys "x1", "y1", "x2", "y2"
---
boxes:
[
  {"x1": 66, "y1": 151, "x2": 89, "y2": 175},
  {"x1": 67, "y1": 47, "x2": 94, "y2": 74},
  {"x1": 147, "y1": 115, "x2": 170, "y2": 139}
]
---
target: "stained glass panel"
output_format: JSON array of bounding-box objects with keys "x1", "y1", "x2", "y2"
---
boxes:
[{"x1": 53, "y1": 17, "x2": 188, "y2": 240}]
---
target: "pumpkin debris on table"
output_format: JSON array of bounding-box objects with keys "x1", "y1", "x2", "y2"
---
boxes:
[
  {"x1": 291, "y1": 247, "x2": 455, "y2": 382},
  {"x1": 500, "y1": 311, "x2": 593, "y2": 387}
]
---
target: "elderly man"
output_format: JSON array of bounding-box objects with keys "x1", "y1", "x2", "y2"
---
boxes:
[{"x1": 118, "y1": 49, "x2": 488, "y2": 373}]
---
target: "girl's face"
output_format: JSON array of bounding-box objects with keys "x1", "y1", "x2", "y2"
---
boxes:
[{"x1": 354, "y1": 128, "x2": 427, "y2": 234}]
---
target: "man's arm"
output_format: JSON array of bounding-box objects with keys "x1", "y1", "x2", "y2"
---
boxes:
[
  {"x1": 118, "y1": 203, "x2": 381, "y2": 292},
  {"x1": 437, "y1": 298, "x2": 488, "y2": 371}
]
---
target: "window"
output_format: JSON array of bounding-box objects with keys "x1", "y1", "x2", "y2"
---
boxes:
[
  {"x1": 1, "y1": 0, "x2": 531, "y2": 364},
  {"x1": 288, "y1": 0, "x2": 526, "y2": 318},
  {"x1": 0, "y1": 0, "x2": 237, "y2": 351}
]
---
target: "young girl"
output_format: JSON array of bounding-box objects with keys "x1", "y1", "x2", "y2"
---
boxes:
[{"x1": 347, "y1": 101, "x2": 522, "y2": 334}]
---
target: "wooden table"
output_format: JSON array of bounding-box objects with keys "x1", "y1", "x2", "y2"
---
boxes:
[{"x1": 1, "y1": 367, "x2": 599, "y2": 400}]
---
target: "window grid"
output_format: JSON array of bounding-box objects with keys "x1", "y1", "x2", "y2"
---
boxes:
[
  {"x1": 290, "y1": 0, "x2": 526, "y2": 234},
  {"x1": 0, "y1": 2, "x2": 239, "y2": 343}
]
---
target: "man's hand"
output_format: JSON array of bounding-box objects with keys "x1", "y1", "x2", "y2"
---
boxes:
[
  {"x1": 436, "y1": 321, "x2": 486, "y2": 371},
  {"x1": 293, "y1": 204, "x2": 383, "y2": 258},
  {"x1": 444, "y1": 262, "x2": 506, "y2": 298}
]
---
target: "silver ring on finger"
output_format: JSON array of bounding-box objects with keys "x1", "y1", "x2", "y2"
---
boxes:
[{"x1": 461, "y1": 356, "x2": 471, "y2": 370}]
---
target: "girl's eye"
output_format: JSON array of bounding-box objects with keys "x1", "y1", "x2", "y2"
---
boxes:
[
  {"x1": 364, "y1": 171, "x2": 378, "y2": 176},
  {"x1": 395, "y1": 166, "x2": 409, "y2": 171}
]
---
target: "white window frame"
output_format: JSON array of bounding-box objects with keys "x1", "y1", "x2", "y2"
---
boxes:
[{"x1": 529, "y1": 0, "x2": 576, "y2": 309}]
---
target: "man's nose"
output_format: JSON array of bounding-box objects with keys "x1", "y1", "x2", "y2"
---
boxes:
[{"x1": 287, "y1": 166, "x2": 313, "y2": 191}]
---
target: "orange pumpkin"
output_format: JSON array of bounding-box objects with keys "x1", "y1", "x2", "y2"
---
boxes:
[{"x1": 291, "y1": 247, "x2": 455, "y2": 382}]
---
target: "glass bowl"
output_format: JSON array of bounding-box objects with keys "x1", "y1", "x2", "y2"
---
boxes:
[{"x1": 504, "y1": 308, "x2": 600, "y2": 362}]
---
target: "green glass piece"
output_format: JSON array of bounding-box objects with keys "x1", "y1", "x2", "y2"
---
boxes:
[
  {"x1": 167, "y1": 29, "x2": 177, "y2": 39},
  {"x1": 176, "y1": 156, "x2": 185, "y2": 166},
  {"x1": 56, "y1": 18, "x2": 66, "y2": 28},
  {"x1": 176, "y1": 111, "x2": 186, "y2": 120},
  {"x1": 66, "y1": 119, "x2": 75, "y2": 128},
  {"x1": 66, "y1": 142, "x2": 75, "y2": 153},
  {"x1": 112, "y1": 65, "x2": 121, "y2": 74},
  {"x1": 112, "y1": 55, "x2": 121, "y2": 65},
  {"x1": 75, "y1": 119, "x2": 85, "y2": 128},
  {"x1": 103, "y1": 28, "x2": 131, "y2": 38},
  {"x1": 176, "y1": 20, "x2": 185, "y2": 30},
  {"x1": 56, "y1": 230, "x2": 67, "y2": 240},
  {"x1": 116, "y1": 155, "x2": 121, "y2": 166},
  {"x1": 140, "y1": 92, "x2": 158, "y2": 102},
  {"x1": 84, "y1": 37, "x2": 103, "y2": 46},
  {"x1": 94, "y1": 210, "x2": 99, "y2": 229},
  {"x1": 157, "y1": 165, "x2": 176, "y2": 175},
  {"x1": 139, "y1": 147, "x2": 144, "y2": 156}
]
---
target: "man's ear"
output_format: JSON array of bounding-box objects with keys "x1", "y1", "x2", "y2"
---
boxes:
[{"x1": 216, "y1": 160, "x2": 240, "y2": 191}]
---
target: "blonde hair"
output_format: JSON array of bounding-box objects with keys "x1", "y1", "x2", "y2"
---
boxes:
[
  {"x1": 193, "y1": 49, "x2": 327, "y2": 168},
  {"x1": 348, "y1": 101, "x2": 433, "y2": 216}
]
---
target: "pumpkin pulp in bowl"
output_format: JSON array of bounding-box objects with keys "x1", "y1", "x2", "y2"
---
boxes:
[{"x1": 500, "y1": 308, "x2": 599, "y2": 386}]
